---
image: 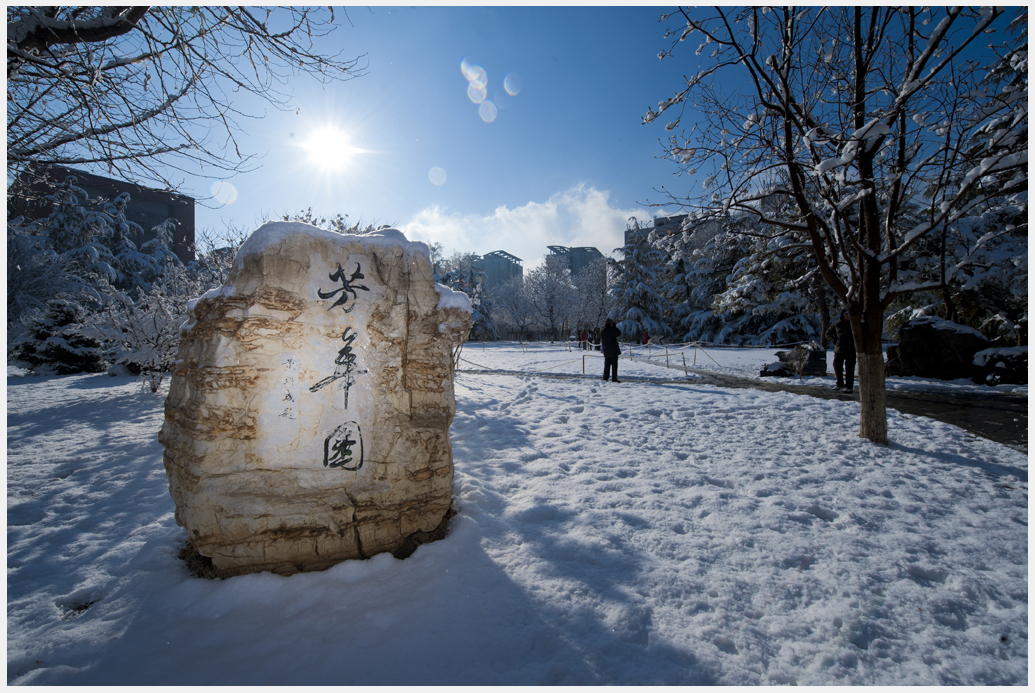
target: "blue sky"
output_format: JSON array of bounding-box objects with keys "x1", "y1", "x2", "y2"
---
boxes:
[{"x1": 182, "y1": 7, "x2": 694, "y2": 268}]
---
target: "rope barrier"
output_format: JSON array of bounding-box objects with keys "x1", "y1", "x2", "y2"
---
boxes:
[
  {"x1": 459, "y1": 355, "x2": 587, "y2": 372},
  {"x1": 458, "y1": 356, "x2": 496, "y2": 370},
  {"x1": 461, "y1": 339, "x2": 801, "y2": 377}
]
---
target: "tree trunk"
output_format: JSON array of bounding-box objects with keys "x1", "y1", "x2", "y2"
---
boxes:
[
  {"x1": 856, "y1": 351, "x2": 888, "y2": 443},
  {"x1": 814, "y1": 276, "x2": 831, "y2": 349},
  {"x1": 852, "y1": 291, "x2": 889, "y2": 445}
]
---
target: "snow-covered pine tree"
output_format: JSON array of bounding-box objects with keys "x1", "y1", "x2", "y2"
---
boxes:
[
  {"x1": 885, "y1": 203, "x2": 1027, "y2": 343},
  {"x1": 13, "y1": 297, "x2": 106, "y2": 374},
  {"x1": 609, "y1": 219, "x2": 671, "y2": 341},
  {"x1": 651, "y1": 215, "x2": 746, "y2": 342},
  {"x1": 707, "y1": 197, "x2": 833, "y2": 345}
]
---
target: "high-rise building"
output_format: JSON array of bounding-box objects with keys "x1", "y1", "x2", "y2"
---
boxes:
[
  {"x1": 476, "y1": 250, "x2": 523, "y2": 291},
  {"x1": 546, "y1": 245, "x2": 604, "y2": 277}
]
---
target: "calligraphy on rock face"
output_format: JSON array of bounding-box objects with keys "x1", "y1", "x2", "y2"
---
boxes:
[{"x1": 314, "y1": 261, "x2": 370, "y2": 470}]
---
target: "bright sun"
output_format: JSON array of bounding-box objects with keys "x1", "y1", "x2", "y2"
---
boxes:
[{"x1": 302, "y1": 126, "x2": 356, "y2": 172}]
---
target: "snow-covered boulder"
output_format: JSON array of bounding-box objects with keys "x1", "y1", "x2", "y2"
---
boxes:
[
  {"x1": 760, "y1": 342, "x2": 826, "y2": 377},
  {"x1": 159, "y1": 222, "x2": 471, "y2": 577},
  {"x1": 972, "y1": 346, "x2": 1027, "y2": 386},
  {"x1": 885, "y1": 316, "x2": 988, "y2": 380}
]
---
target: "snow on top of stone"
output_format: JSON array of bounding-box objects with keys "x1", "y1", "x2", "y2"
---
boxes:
[
  {"x1": 910, "y1": 315, "x2": 986, "y2": 339},
  {"x1": 973, "y1": 345, "x2": 1027, "y2": 366},
  {"x1": 234, "y1": 222, "x2": 433, "y2": 271},
  {"x1": 434, "y1": 282, "x2": 473, "y2": 313},
  {"x1": 226, "y1": 221, "x2": 470, "y2": 313}
]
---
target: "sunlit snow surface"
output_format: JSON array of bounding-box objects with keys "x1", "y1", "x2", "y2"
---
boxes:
[{"x1": 7, "y1": 344, "x2": 1027, "y2": 685}]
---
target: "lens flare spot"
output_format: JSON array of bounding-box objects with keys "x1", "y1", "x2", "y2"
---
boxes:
[
  {"x1": 461, "y1": 58, "x2": 487, "y2": 89},
  {"x1": 504, "y1": 72, "x2": 523, "y2": 96},
  {"x1": 479, "y1": 101, "x2": 498, "y2": 123},
  {"x1": 467, "y1": 82, "x2": 487, "y2": 104},
  {"x1": 210, "y1": 181, "x2": 238, "y2": 205},
  {"x1": 429, "y1": 166, "x2": 447, "y2": 186}
]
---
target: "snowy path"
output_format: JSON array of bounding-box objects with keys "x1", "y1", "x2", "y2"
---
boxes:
[{"x1": 6, "y1": 362, "x2": 1028, "y2": 685}]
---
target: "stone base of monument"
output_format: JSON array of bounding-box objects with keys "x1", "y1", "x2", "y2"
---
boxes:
[{"x1": 159, "y1": 223, "x2": 471, "y2": 577}]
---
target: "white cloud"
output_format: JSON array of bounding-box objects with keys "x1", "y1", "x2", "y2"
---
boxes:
[{"x1": 400, "y1": 184, "x2": 650, "y2": 269}]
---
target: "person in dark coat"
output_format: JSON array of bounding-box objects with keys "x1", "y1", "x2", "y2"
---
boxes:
[
  {"x1": 826, "y1": 311, "x2": 856, "y2": 393},
  {"x1": 601, "y1": 318, "x2": 622, "y2": 383}
]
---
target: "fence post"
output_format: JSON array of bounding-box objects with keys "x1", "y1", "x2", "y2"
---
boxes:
[
  {"x1": 682, "y1": 352, "x2": 688, "y2": 376},
  {"x1": 583, "y1": 355, "x2": 585, "y2": 374},
  {"x1": 666, "y1": 347, "x2": 670, "y2": 368}
]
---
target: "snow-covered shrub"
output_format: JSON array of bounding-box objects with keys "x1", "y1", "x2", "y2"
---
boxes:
[{"x1": 92, "y1": 286, "x2": 187, "y2": 392}]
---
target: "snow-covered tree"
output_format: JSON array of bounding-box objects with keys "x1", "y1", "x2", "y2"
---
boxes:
[
  {"x1": 571, "y1": 257, "x2": 613, "y2": 333},
  {"x1": 281, "y1": 209, "x2": 380, "y2": 237},
  {"x1": 653, "y1": 215, "x2": 744, "y2": 342},
  {"x1": 492, "y1": 276, "x2": 536, "y2": 341},
  {"x1": 437, "y1": 252, "x2": 499, "y2": 341},
  {"x1": 524, "y1": 255, "x2": 576, "y2": 341},
  {"x1": 648, "y1": 6, "x2": 1027, "y2": 443},
  {"x1": 8, "y1": 174, "x2": 187, "y2": 376},
  {"x1": 609, "y1": 220, "x2": 671, "y2": 341}
]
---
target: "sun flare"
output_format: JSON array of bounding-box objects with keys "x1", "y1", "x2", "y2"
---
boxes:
[{"x1": 302, "y1": 126, "x2": 356, "y2": 172}]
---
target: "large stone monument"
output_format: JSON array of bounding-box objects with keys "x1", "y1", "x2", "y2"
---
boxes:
[{"x1": 159, "y1": 223, "x2": 471, "y2": 577}]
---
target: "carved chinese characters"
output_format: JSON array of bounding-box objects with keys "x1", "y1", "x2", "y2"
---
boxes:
[
  {"x1": 311, "y1": 263, "x2": 370, "y2": 470},
  {"x1": 159, "y1": 223, "x2": 471, "y2": 577}
]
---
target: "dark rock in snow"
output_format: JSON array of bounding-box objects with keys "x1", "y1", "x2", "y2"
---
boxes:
[
  {"x1": 760, "y1": 342, "x2": 826, "y2": 377},
  {"x1": 972, "y1": 346, "x2": 1027, "y2": 386},
  {"x1": 886, "y1": 316, "x2": 989, "y2": 380}
]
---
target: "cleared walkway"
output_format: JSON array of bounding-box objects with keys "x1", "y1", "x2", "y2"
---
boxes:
[
  {"x1": 459, "y1": 360, "x2": 1028, "y2": 452},
  {"x1": 683, "y1": 367, "x2": 1028, "y2": 453}
]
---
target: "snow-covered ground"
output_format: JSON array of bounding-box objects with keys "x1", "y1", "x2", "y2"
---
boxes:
[
  {"x1": 469, "y1": 339, "x2": 1027, "y2": 395},
  {"x1": 7, "y1": 344, "x2": 1028, "y2": 685}
]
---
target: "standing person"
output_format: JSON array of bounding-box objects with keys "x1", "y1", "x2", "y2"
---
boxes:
[
  {"x1": 826, "y1": 311, "x2": 856, "y2": 393},
  {"x1": 641, "y1": 329, "x2": 650, "y2": 345},
  {"x1": 769, "y1": 332, "x2": 777, "y2": 347},
  {"x1": 601, "y1": 319, "x2": 621, "y2": 383}
]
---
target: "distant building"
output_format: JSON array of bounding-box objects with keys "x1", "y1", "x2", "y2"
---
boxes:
[
  {"x1": 475, "y1": 250, "x2": 523, "y2": 292},
  {"x1": 546, "y1": 245, "x2": 604, "y2": 277},
  {"x1": 9, "y1": 165, "x2": 196, "y2": 263},
  {"x1": 653, "y1": 214, "x2": 687, "y2": 235}
]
